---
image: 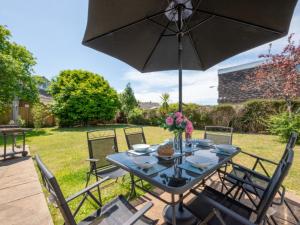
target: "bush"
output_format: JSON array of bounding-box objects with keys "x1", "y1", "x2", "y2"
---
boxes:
[
  {"x1": 210, "y1": 105, "x2": 236, "y2": 127},
  {"x1": 128, "y1": 107, "x2": 147, "y2": 125},
  {"x1": 31, "y1": 103, "x2": 52, "y2": 128},
  {"x1": 233, "y1": 100, "x2": 278, "y2": 133},
  {"x1": 49, "y1": 70, "x2": 119, "y2": 127},
  {"x1": 268, "y1": 112, "x2": 300, "y2": 142}
]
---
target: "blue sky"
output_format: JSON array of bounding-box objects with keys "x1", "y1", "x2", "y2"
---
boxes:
[{"x1": 1, "y1": 1, "x2": 299, "y2": 105}]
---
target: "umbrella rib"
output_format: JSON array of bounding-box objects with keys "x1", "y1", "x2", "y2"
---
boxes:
[
  {"x1": 183, "y1": 15, "x2": 214, "y2": 34},
  {"x1": 83, "y1": 8, "x2": 175, "y2": 44},
  {"x1": 187, "y1": 8, "x2": 284, "y2": 35},
  {"x1": 147, "y1": 18, "x2": 177, "y2": 34},
  {"x1": 181, "y1": 18, "x2": 205, "y2": 69},
  {"x1": 141, "y1": 20, "x2": 174, "y2": 72}
]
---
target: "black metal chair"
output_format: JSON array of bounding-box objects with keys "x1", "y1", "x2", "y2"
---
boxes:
[
  {"x1": 218, "y1": 131, "x2": 299, "y2": 224},
  {"x1": 204, "y1": 126, "x2": 233, "y2": 145},
  {"x1": 86, "y1": 129, "x2": 128, "y2": 201},
  {"x1": 124, "y1": 127, "x2": 147, "y2": 150},
  {"x1": 186, "y1": 148, "x2": 294, "y2": 225},
  {"x1": 35, "y1": 155, "x2": 156, "y2": 225}
]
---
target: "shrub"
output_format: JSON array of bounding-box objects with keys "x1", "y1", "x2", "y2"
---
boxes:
[
  {"x1": 128, "y1": 107, "x2": 147, "y2": 125},
  {"x1": 49, "y1": 70, "x2": 119, "y2": 127},
  {"x1": 31, "y1": 103, "x2": 52, "y2": 128},
  {"x1": 210, "y1": 105, "x2": 236, "y2": 127},
  {"x1": 268, "y1": 112, "x2": 300, "y2": 142},
  {"x1": 233, "y1": 100, "x2": 278, "y2": 133}
]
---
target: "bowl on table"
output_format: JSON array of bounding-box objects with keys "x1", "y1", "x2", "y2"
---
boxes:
[
  {"x1": 132, "y1": 144, "x2": 150, "y2": 152},
  {"x1": 132, "y1": 156, "x2": 158, "y2": 169},
  {"x1": 186, "y1": 155, "x2": 214, "y2": 169}
]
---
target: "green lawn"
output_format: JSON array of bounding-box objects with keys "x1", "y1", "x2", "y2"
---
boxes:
[{"x1": 17, "y1": 125, "x2": 299, "y2": 224}]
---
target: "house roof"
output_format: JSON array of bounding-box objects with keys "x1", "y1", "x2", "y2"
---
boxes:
[
  {"x1": 139, "y1": 102, "x2": 160, "y2": 110},
  {"x1": 218, "y1": 60, "x2": 264, "y2": 75}
]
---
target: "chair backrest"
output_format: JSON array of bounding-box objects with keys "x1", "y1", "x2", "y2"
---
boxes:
[
  {"x1": 124, "y1": 127, "x2": 146, "y2": 149},
  {"x1": 256, "y1": 149, "x2": 294, "y2": 223},
  {"x1": 35, "y1": 155, "x2": 76, "y2": 225},
  {"x1": 281, "y1": 131, "x2": 298, "y2": 162},
  {"x1": 87, "y1": 129, "x2": 118, "y2": 169},
  {"x1": 204, "y1": 126, "x2": 233, "y2": 145}
]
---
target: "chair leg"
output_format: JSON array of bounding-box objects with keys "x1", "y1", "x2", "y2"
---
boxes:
[
  {"x1": 85, "y1": 171, "x2": 91, "y2": 188},
  {"x1": 94, "y1": 175, "x2": 102, "y2": 204}
]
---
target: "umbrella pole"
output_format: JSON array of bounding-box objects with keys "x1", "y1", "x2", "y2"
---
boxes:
[{"x1": 178, "y1": 4, "x2": 183, "y2": 156}]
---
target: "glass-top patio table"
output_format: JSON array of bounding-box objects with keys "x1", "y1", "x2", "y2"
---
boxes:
[{"x1": 106, "y1": 144, "x2": 240, "y2": 225}]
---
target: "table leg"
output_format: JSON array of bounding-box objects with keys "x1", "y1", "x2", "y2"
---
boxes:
[
  {"x1": 172, "y1": 194, "x2": 177, "y2": 225},
  {"x1": 163, "y1": 194, "x2": 196, "y2": 225},
  {"x1": 3, "y1": 134, "x2": 7, "y2": 160},
  {"x1": 129, "y1": 173, "x2": 136, "y2": 200}
]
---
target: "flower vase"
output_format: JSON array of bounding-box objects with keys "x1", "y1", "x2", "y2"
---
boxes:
[{"x1": 173, "y1": 133, "x2": 182, "y2": 152}]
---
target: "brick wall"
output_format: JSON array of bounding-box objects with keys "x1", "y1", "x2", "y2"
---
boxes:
[{"x1": 218, "y1": 66, "x2": 300, "y2": 104}]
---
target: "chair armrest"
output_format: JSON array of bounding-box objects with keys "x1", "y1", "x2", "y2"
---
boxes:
[
  {"x1": 123, "y1": 202, "x2": 153, "y2": 225},
  {"x1": 229, "y1": 161, "x2": 271, "y2": 182},
  {"x1": 86, "y1": 158, "x2": 99, "y2": 162},
  {"x1": 218, "y1": 170, "x2": 265, "y2": 191},
  {"x1": 190, "y1": 190, "x2": 256, "y2": 225},
  {"x1": 66, "y1": 177, "x2": 109, "y2": 203},
  {"x1": 240, "y1": 151, "x2": 278, "y2": 165}
]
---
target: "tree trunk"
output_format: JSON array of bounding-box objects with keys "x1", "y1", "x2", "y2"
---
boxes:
[{"x1": 285, "y1": 96, "x2": 292, "y2": 118}]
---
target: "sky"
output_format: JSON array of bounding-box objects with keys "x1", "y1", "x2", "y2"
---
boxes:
[{"x1": 1, "y1": 1, "x2": 299, "y2": 105}]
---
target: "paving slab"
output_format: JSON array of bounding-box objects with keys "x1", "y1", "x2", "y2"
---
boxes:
[{"x1": 0, "y1": 152, "x2": 54, "y2": 225}]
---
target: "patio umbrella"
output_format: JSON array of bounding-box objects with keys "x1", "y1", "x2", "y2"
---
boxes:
[
  {"x1": 82, "y1": 1, "x2": 297, "y2": 224},
  {"x1": 82, "y1": 0, "x2": 297, "y2": 112}
]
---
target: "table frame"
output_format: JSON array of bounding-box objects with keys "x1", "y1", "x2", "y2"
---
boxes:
[{"x1": 107, "y1": 148, "x2": 240, "y2": 225}]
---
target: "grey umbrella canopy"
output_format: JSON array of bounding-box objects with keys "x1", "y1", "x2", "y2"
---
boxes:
[{"x1": 82, "y1": 0, "x2": 297, "y2": 73}]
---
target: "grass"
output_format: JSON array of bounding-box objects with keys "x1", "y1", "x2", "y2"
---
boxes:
[{"x1": 7, "y1": 125, "x2": 299, "y2": 224}]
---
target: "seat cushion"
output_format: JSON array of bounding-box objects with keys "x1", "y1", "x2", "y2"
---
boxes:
[
  {"x1": 186, "y1": 187, "x2": 253, "y2": 225},
  {"x1": 79, "y1": 195, "x2": 155, "y2": 225}
]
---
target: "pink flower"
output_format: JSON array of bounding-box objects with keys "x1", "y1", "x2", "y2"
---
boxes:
[
  {"x1": 185, "y1": 120, "x2": 194, "y2": 135},
  {"x1": 176, "y1": 116, "x2": 183, "y2": 125},
  {"x1": 166, "y1": 116, "x2": 174, "y2": 126},
  {"x1": 175, "y1": 111, "x2": 182, "y2": 118}
]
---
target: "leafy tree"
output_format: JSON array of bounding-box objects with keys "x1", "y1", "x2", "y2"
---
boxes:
[
  {"x1": 119, "y1": 83, "x2": 138, "y2": 118},
  {"x1": 0, "y1": 25, "x2": 38, "y2": 112},
  {"x1": 160, "y1": 93, "x2": 170, "y2": 115},
  {"x1": 243, "y1": 34, "x2": 300, "y2": 117},
  {"x1": 49, "y1": 70, "x2": 119, "y2": 126}
]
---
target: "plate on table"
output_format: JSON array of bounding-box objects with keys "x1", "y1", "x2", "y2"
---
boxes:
[
  {"x1": 132, "y1": 144, "x2": 150, "y2": 152},
  {"x1": 132, "y1": 156, "x2": 158, "y2": 169},
  {"x1": 215, "y1": 144, "x2": 236, "y2": 154},
  {"x1": 192, "y1": 139, "x2": 213, "y2": 147},
  {"x1": 185, "y1": 155, "x2": 215, "y2": 169}
]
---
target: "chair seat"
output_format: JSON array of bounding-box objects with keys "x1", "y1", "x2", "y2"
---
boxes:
[
  {"x1": 94, "y1": 166, "x2": 128, "y2": 179},
  {"x1": 186, "y1": 187, "x2": 253, "y2": 225},
  {"x1": 225, "y1": 168, "x2": 268, "y2": 198},
  {"x1": 79, "y1": 195, "x2": 155, "y2": 225}
]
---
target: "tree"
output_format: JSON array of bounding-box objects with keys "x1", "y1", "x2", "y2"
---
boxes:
[
  {"x1": 0, "y1": 25, "x2": 38, "y2": 112},
  {"x1": 243, "y1": 34, "x2": 300, "y2": 117},
  {"x1": 49, "y1": 70, "x2": 119, "y2": 126},
  {"x1": 160, "y1": 93, "x2": 170, "y2": 115},
  {"x1": 119, "y1": 83, "x2": 138, "y2": 118}
]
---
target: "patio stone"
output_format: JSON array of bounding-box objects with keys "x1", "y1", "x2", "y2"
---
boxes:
[{"x1": 0, "y1": 150, "x2": 54, "y2": 225}]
